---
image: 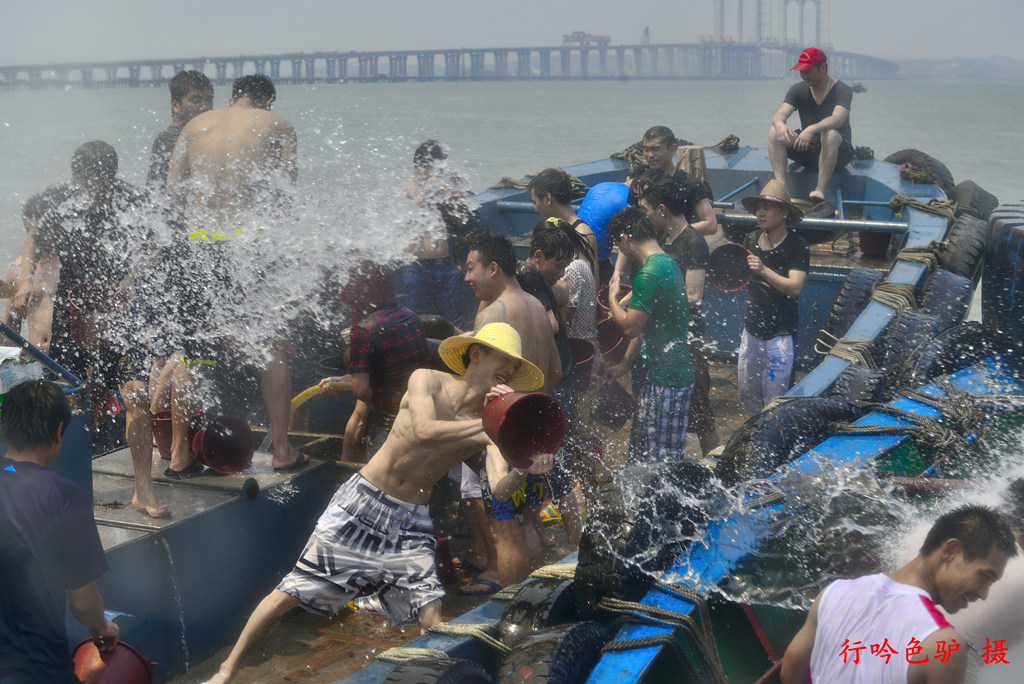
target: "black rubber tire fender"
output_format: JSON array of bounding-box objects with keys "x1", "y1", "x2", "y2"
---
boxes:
[
  {"x1": 498, "y1": 578, "x2": 579, "y2": 649},
  {"x1": 824, "y1": 365, "x2": 887, "y2": 405},
  {"x1": 384, "y1": 657, "x2": 493, "y2": 684},
  {"x1": 496, "y1": 622, "x2": 609, "y2": 684},
  {"x1": 934, "y1": 214, "x2": 989, "y2": 282},
  {"x1": 882, "y1": 310, "x2": 941, "y2": 385},
  {"x1": 901, "y1": 321, "x2": 995, "y2": 389},
  {"x1": 917, "y1": 268, "x2": 974, "y2": 333},
  {"x1": 884, "y1": 149, "x2": 955, "y2": 195},
  {"x1": 949, "y1": 179, "x2": 999, "y2": 221},
  {"x1": 817, "y1": 266, "x2": 886, "y2": 353}
]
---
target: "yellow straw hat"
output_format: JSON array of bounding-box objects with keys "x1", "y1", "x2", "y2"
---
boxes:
[
  {"x1": 741, "y1": 179, "x2": 804, "y2": 225},
  {"x1": 437, "y1": 322, "x2": 544, "y2": 392}
]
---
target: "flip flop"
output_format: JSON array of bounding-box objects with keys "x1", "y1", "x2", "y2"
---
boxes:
[
  {"x1": 273, "y1": 452, "x2": 310, "y2": 473},
  {"x1": 163, "y1": 461, "x2": 205, "y2": 480},
  {"x1": 451, "y1": 553, "x2": 485, "y2": 574},
  {"x1": 347, "y1": 595, "x2": 384, "y2": 615},
  {"x1": 458, "y1": 578, "x2": 502, "y2": 596}
]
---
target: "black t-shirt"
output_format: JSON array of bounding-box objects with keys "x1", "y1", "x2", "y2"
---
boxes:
[
  {"x1": 515, "y1": 261, "x2": 573, "y2": 375},
  {"x1": 0, "y1": 456, "x2": 108, "y2": 683},
  {"x1": 146, "y1": 124, "x2": 181, "y2": 187},
  {"x1": 35, "y1": 180, "x2": 151, "y2": 353},
  {"x1": 660, "y1": 226, "x2": 710, "y2": 331},
  {"x1": 635, "y1": 167, "x2": 712, "y2": 223},
  {"x1": 743, "y1": 230, "x2": 811, "y2": 339},
  {"x1": 783, "y1": 79, "x2": 854, "y2": 148}
]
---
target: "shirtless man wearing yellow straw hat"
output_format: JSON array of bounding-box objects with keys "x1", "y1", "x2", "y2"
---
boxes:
[{"x1": 206, "y1": 322, "x2": 552, "y2": 684}]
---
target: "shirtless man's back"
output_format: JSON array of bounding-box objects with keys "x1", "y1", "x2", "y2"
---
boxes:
[{"x1": 168, "y1": 74, "x2": 296, "y2": 226}]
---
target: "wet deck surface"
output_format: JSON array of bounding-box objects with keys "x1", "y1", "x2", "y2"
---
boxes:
[{"x1": 157, "y1": 360, "x2": 783, "y2": 683}]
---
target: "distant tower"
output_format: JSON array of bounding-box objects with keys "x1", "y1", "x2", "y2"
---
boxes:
[{"x1": 781, "y1": 0, "x2": 829, "y2": 46}]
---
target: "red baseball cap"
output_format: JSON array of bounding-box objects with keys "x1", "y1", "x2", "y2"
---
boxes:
[{"x1": 792, "y1": 47, "x2": 827, "y2": 71}]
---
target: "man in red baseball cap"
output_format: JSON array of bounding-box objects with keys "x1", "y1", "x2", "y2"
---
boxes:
[{"x1": 768, "y1": 47, "x2": 855, "y2": 202}]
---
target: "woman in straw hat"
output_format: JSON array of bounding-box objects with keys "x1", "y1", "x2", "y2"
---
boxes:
[{"x1": 737, "y1": 180, "x2": 811, "y2": 414}]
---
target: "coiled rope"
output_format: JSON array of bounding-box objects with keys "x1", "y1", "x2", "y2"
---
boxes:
[
  {"x1": 889, "y1": 196, "x2": 957, "y2": 223},
  {"x1": 869, "y1": 281, "x2": 918, "y2": 312},
  {"x1": 375, "y1": 647, "x2": 450, "y2": 663},
  {"x1": 819, "y1": 337, "x2": 878, "y2": 367}
]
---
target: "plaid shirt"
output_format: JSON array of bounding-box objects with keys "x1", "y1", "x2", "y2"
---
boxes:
[{"x1": 349, "y1": 304, "x2": 428, "y2": 425}]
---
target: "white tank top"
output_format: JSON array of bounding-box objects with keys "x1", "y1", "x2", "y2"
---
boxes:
[{"x1": 810, "y1": 573, "x2": 951, "y2": 683}]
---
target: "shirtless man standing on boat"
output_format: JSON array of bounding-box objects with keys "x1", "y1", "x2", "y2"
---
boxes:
[
  {"x1": 204, "y1": 323, "x2": 551, "y2": 684},
  {"x1": 781, "y1": 504, "x2": 1016, "y2": 684},
  {"x1": 458, "y1": 230, "x2": 562, "y2": 593},
  {"x1": 769, "y1": 47, "x2": 854, "y2": 202},
  {"x1": 166, "y1": 74, "x2": 303, "y2": 473}
]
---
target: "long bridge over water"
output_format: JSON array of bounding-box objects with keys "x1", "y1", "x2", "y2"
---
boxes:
[{"x1": 0, "y1": 42, "x2": 897, "y2": 90}]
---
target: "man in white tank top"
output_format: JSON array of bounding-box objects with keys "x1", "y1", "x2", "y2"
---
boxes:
[{"x1": 781, "y1": 504, "x2": 1016, "y2": 684}]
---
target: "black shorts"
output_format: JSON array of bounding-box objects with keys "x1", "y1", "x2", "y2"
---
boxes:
[{"x1": 787, "y1": 130, "x2": 854, "y2": 171}]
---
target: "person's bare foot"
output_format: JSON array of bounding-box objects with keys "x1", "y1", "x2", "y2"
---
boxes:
[
  {"x1": 271, "y1": 442, "x2": 302, "y2": 470},
  {"x1": 132, "y1": 493, "x2": 172, "y2": 519},
  {"x1": 168, "y1": 445, "x2": 194, "y2": 473},
  {"x1": 809, "y1": 189, "x2": 826, "y2": 201}
]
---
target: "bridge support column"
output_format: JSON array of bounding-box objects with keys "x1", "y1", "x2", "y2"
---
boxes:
[
  {"x1": 444, "y1": 51, "x2": 461, "y2": 79},
  {"x1": 469, "y1": 51, "x2": 485, "y2": 78},
  {"x1": 105, "y1": 66, "x2": 117, "y2": 85},
  {"x1": 389, "y1": 54, "x2": 407, "y2": 79},
  {"x1": 579, "y1": 48, "x2": 589, "y2": 78},
  {"x1": 559, "y1": 48, "x2": 570, "y2": 77},
  {"x1": 599, "y1": 47, "x2": 608, "y2": 77},
  {"x1": 325, "y1": 57, "x2": 336, "y2": 80},
  {"x1": 214, "y1": 62, "x2": 227, "y2": 84},
  {"x1": 305, "y1": 58, "x2": 316, "y2": 81},
  {"x1": 494, "y1": 50, "x2": 508, "y2": 79},
  {"x1": 128, "y1": 65, "x2": 140, "y2": 85},
  {"x1": 517, "y1": 50, "x2": 531, "y2": 78},
  {"x1": 339, "y1": 57, "x2": 349, "y2": 79},
  {"x1": 539, "y1": 49, "x2": 551, "y2": 78},
  {"x1": 254, "y1": 60, "x2": 265, "y2": 75},
  {"x1": 150, "y1": 64, "x2": 162, "y2": 82},
  {"x1": 418, "y1": 53, "x2": 434, "y2": 79}
]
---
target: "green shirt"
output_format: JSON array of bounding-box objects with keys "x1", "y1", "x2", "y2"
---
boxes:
[{"x1": 629, "y1": 252, "x2": 694, "y2": 388}]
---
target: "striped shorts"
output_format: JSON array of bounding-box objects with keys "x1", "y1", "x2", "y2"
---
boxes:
[
  {"x1": 277, "y1": 474, "x2": 443, "y2": 627},
  {"x1": 628, "y1": 383, "x2": 694, "y2": 464}
]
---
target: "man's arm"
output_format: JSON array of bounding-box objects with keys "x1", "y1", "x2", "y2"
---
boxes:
[
  {"x1": 771, "y1": 103, "x2": 798, "y2": 146},
  {"x1": 10, "y1": 231, "x2": 40, "y2": 315},
  {"x1": 685, "y1": 269, "x2": 706, "y2": 308},
  {"x1": 608, "y1": 273, "x2": 649, "y2": 339},
  {"x1": 484, "y1": 442, "x2": 554, "y2": 500},
  {"x1": 780, "y1": 592, "x2": 820, "y2": 684},
  {"x1": 474, "y1": 299, "x2": 508, "y2": 330},
  {"x1": 68, "y1": 581, "x2": 119, "y2": 652},
  {"x1": 406, "y1": 369, "x2": 489, "y2": 447},
  {"x1": 341, "y1": 399, "x2": 370, "y2": 462},
  {"x1": 913, "y1": 627, "x2": 968, "y2": 684},
  {"x1": 275, "y1": 119, "x2": 299, "y2": 186},
  {"x1": 794, "y1": 105, "x2": 850, "y2": 151},
  {"x1": 691, "y1": 200, "x2": 719, "y2": 237},
  {"x1": 349, "y1": 371, "x2": 373, "y2": 404},
  {"x1": 747, "y1": 253, "x2": 807, "y2": 299},
  {"x1": 166, "y1": 127, "x2": 192, "y2": 207}
]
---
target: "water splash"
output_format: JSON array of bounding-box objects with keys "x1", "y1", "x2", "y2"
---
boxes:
[{"x1": 159, "y1": 536, "x2": 190, "y2": 670}]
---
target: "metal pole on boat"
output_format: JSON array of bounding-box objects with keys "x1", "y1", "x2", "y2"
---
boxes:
[
  {"x1": 0, "y1": 322, "x2": 83, "y2": 387},
  {"x1": 715, "y1": 213, "x2": 910, "y2": 234}
]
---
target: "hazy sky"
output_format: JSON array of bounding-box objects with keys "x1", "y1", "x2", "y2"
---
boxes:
[{"x1": 1, "y1": 0, "x2": 1021, "y2": 65}]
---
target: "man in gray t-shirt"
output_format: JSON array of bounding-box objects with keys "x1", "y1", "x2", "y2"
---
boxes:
[{"x1": 769, "y1": 47, "x2": 854, "y2": 202}]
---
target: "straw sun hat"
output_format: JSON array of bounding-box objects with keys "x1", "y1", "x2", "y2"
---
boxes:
[
  {"x1": 741, "y1": 179, "x2": 804, "y2": 225},
  {"x1": 438, "y1": 322, "x2": 544, "y2": 392}
]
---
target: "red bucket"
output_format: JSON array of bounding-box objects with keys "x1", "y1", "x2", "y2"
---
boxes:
[
  {"x1": 568, "y1": 338, "x2": 596, "y2": 393},
  {"x1": 151, "y1": 408, "x2": 202, "y2": 460},
  {"x1": 707, "y1": 243, "x2": 752, "y2": 292},
  {"x1": 597, "y1": 282, "x2": 632, "y2": 319},
  {"x1": 593, "y1": 380, "x2": 636, "y2": 430},
  {"x1": 597, "y1": 318, "x2": 626, "y2": 366},
  {"x1": 73, "y1": 639, "x2": 153, "y2": 684},
  {"x1": 68, "y1": 282, "x2": 129, "y2": 350},
  {"x1": 192, "y1": 415, "x2": 255, "y2": 474},
  {"x1": 483, "y1": 392, "x2": 566, "y2": 469}
]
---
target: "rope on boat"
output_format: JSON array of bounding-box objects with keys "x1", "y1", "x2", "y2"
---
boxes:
[
  {"x1": 598, "y1": 588, "x2": 728, "y2": 684},
  {"x1": 427, "y1": 622, "x2": 512, "y2": 656},
  {"x1": 894, "y1": 245, "x2": 940, "y2": 270},
  {"x1": 870, "y1": 281, "x2": 918, "y2": 313},
  {"x1": 821, "y1": 337, "x2": 878, "y2": 368},
  {"x1": 490, "y1": 562, "x2": 580, "y2": 601},
  {"x1": 897, "y1": 165, "x2": 943, "y2": 188},
  {"x1": 709, "y1": 134, "x2": 740, "y2": 152},
  {"x1": 831, "y1": 378, "x2": 985, "y2": 454},
  {"x1": 763, "y1": 394, "x2": 802, "y2": 411},
  {"x1": 375, "y1": 647, "x2": 450, "y2": 663},
  {"x1": 489, "y1": 172, "x2": 589, "y2": 196},
  {"x1": 853, "y1": 146, "x2": 875, "y2": 160},
  {"x1": 889, "y1": 195, "x2": 957, "y2": 223}
]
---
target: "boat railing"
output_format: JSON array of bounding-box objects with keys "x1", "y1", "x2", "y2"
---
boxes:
[{"x1": 0, "y1": 321, "x2": 83, "y2": 390}]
